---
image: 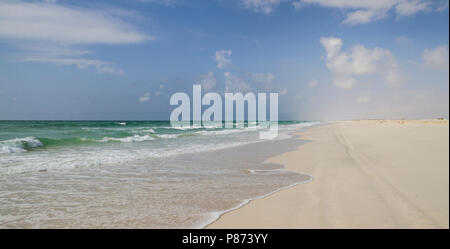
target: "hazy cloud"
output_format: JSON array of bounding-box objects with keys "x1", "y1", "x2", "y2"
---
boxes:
[
  {"x1": 423, "y1": 45, "x2": 449, "y2": 70},
  {"x1": 252, "y1": 72, "x2": 275, "y2": 91},
  {"x1": 224, "y1": 72, "x2": 251, "y2": 92},
  {"x1": 139, "y1": 92, "x2": 151, "y2": 102},
  {"x1": 356, "y1": 94, "x2": 371, "y2": 103},
  {"x1": 241, "y1": 0, "x2": 281, "y2": 14},
  {"x1": 394, "y1": 35, "x2": 410, "y2": 44},
  {"x1": 308, "y1": 79, "x2": 319, "y2": 88},
  {"x1": 197, "y1": 72, "x2": 217, "y2": 91}
]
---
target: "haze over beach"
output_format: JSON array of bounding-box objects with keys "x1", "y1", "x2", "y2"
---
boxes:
[{"x1": 0, "y1": 0, "x2": 449, "y2": 229}]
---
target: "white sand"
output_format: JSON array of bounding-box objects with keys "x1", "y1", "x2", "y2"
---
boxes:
[{"x1": 208, "y1": 120, "x2": 449, "y2": 228}]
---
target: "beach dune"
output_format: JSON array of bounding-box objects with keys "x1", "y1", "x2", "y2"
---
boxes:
[{"x1": 208, "y1": 120, "x2": 449, "y2": 228}]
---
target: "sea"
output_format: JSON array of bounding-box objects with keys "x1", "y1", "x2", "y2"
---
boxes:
[{"x1": 0, "y1": 120, "x2": 318, "y2": 228}]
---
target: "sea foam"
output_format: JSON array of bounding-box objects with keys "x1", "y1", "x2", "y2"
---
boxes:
[{"x1": 0, "y1": 137, "x2": 43, "y2": 153}]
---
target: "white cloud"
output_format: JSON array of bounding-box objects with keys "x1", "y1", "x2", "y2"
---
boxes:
[
  {"x1": 0, "y1": 1, "x2": 151, "y2": 74},
  {"x1": 422, "y1": 45, "x2": 449, "y2": 70},
  {"x1": 16, "y1": 43, "x2": 123, "y2": 74},
  {"x1": 395, "y1": 0, "x2": 430, "y2": 16},
  {"x1": 224, "y1": 72, "x2": 251, "y2": 92},
  {"x1": 0, "y1": 2, "x2": 151, "y2": 44},
  {"x1": 215, "y1": 49, "x2": 232, "y2": 69},
  {"x1": 197, "y1": 72, "x2": 217, "y2": 91},
  {"x1": 298, "y1": 0, "x2": 397, "y2": 9},
  {"x1": 320, "y1": 36, "x2": 405, "y2": 89},
  {"x1": 139, "y1": 92, "x2": 151, "y2": 102},
  {"x1": 297, "y1": 0, "x2": 433, "y2": 25},
  {"x1": 241, "y1": 0, "x2": 281, "y2": 14},
  {"x1": 17, "y1": 43, "x2": 92, "y2": 57},
  {"x1": 342, "y1": 9, "x2": 387, "y2": 25},
  {"x1": 308, "y1": 79, "x2": 319, "y2": 87}
]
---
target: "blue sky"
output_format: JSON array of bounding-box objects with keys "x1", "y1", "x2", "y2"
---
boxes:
[{"x1": 0, "y1": 0, "x2": 448, "y2": 120}]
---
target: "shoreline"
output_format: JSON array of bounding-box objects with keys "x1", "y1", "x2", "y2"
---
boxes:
[
  {"x1": 203, "y1": 128, "x2": 315, "y2": 229},
  {"x1": 200, "y1": 124, "x2": 320, "y2": 229},
  {"x1": 207, "y1": 120, "x2": 449, "y2": 228},
  {"x1": 201, "y1": 175, "x2": 313, "y2": 229}
]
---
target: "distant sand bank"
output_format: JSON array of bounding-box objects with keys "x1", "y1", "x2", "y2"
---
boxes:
[{"x1": 208, "y1": 120, "x2": 449, "y2": 228}]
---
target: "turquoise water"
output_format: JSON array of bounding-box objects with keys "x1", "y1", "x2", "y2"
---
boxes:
[
  {"x1": 0, "y1": 120, "x2": 302, "y2": 152},
  {"x1": 0, "y1": 120, "x2": 317, "y2": 228}
]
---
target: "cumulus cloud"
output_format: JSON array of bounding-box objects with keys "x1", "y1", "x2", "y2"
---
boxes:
[
  {"x1": 0, "y1": 1, "x2": 151, "y2": 74},
  {"x1": 320, "y1": 36, "x2": 405, "y2": 89},
  {"x1": 422, "y1": 45, "x2": 449, "y2": 70},
  {"x1": 215, "y1": 49, "x2": 232, "y2": 69},
  {"x1": 241, "y1": 0, "x2": 281, "y2": 14},
  {"x1": 197, "y1": 72, "x2": 217, "y2": 91},
  {"x1": 139, "y1": 92, "x2": 151, "y2": 102},
  {"x1": 224, "y1": 72, "x2": 251, "y2": 92}
]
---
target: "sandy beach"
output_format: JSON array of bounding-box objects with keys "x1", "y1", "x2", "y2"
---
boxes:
[{"x1": 208, "y1": 120, "x2": 449, "y2": 229}]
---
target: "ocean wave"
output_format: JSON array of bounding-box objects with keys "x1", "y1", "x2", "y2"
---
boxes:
[
  {"x1": 0, "y1": 137, "x2": 43, "y2": 153},
  {"x1": 156, "y1": 134, "x2": 179, "y2": 139},
  {"x1": 161, "y1": 126, "x2": 202, "y2": 130},
  {"x1": 98, "y1": 135, "x2": 155, "y2": 143},
  {"x1": 133, "y1": 128, "x2": 155, "y2": 134},
  {"x1": 0, "y1": 140, "x2": 259, "y2": 174}
]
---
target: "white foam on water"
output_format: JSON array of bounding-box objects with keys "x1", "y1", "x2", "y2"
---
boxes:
[
  {"x1": 0, "y1": 137, "x2": 43, "y2": 154},
  {"x1": 246, "y1": 168, "x2": 285, "y2": 175},
  {"x1": 0, "y1": 122, "x2": 321, "y2": 174},
  {"x1": 137, "y1": 128, "x2": 155, "y2": 134},
  {"x1": 99, "y1": 135, "x2": 155, "y2": 143},
  {"x1": 0, "y1": 121, "x2": 321, "y2": 228},
  {"x1": 156, "y1": 134, "x2": 179, "y2": 139},
  {"x1": 0, "y1": 139, "x2": 261, "y2": 174}
]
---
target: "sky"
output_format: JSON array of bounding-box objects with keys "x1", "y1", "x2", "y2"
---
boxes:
[{"x1": 0, "y1": 0, "x2": 448, "y2": 120}]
